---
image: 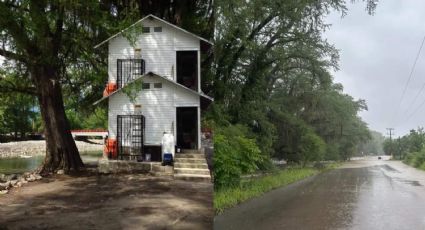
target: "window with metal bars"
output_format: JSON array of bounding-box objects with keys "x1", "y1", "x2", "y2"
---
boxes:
[
  {"x1": 117, "y1": 115, "x2": 145, "y2": 160},
  {"x1": 117, "y1": 59, "x2": 145, "y2": 89}
]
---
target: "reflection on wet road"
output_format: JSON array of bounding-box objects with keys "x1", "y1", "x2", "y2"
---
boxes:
[{"x1": 214, "y1": 159, "x2": 425, "y2": 230}]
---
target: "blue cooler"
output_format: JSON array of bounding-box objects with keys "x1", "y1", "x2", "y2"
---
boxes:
[{"x1": 163, "y1": 153, "x2": 173, "y2": 166}]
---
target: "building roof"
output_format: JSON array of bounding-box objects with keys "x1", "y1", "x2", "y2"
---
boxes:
[
  {"x1": 94, "y1": 14, "x2": 213, "y2": 49},
  {"x1": 93, "y1": 72, "x2": 214, "y2": 105}
]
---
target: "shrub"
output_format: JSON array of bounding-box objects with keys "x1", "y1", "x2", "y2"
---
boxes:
[
  {"x1": 213, "y1": 124, "x2": 267, "y2": 189},
  {"x1": 413, "y1": 151, "x2": 425, "y2": 168},
  {"x1": 324, "y1": 143, "x2": 341, "y2": 161},
  {"x1": 404, "y1": 149, "x2": 425, "y2": 170},
  {"x1": 298, "y1": 129, "x2": 326, "y2": 166}
]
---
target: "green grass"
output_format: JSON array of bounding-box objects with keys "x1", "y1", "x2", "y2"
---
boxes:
[{"x1": 214, "y1": 165, "x2": 338, "y2": 214}]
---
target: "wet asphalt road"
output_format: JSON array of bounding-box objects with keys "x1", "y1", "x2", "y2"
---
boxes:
[{"x1": 214, "y1": 158, "x2": 425, "y2": 230}]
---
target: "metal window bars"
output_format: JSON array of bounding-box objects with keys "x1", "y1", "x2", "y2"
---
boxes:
[
  {"x1": 117, "y1": 115, "x2": 145, "y2": 160},
  {"x1": 117, "y1": 59, "x2": 145, "y2": 89}
]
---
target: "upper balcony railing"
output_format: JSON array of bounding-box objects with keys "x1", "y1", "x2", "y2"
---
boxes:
[{"x1": 117, "y1": 59, "x2": 145, "y2": 89}]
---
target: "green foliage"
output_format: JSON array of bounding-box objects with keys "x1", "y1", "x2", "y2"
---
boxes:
[
  {"x1": 385, "y1": 127, "x2": 425, "y2": 160},
  {"x1": 65, "y1": 107, "x2": 107, "y2": 130},
  {"x1": 213, "y1": 125, "x2": 267, "y2": 189},
  {"x1": 122, "y1": 23, "x2": 144, "y2": 48},
  {"x1": 65, "y1": 110, "x2": 83, "y2": 130},
  {"x1": 404, "y1": 149, "x2": 425, "y2": 171},
  {"x1": 298, "y1": 131, "x2": 326, "y2": 166},
  {"x1": 122, "y1": 78, "x2": 144, "y2": 103},
  {"x1": 82, "y1": 107, "x2": 108, "y2": 129},
  {"x1": 0, "y1": 93, "x2": 37, "y2": 137},
  {"x1": 325, "y1": 143, "x2": 341, "y2": 161},
  {"x1": 209, "y1": 0, "x2": 374, "y2": 178}
]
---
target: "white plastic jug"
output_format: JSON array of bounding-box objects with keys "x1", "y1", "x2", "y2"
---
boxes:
[{"x1": 161, "y1": 132, "x2": 175, "y2": 159}]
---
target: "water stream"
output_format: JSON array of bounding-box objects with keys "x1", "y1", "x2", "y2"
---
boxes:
[{"x1": 0, "y1": 151, "x2": 102, "y2": 174}]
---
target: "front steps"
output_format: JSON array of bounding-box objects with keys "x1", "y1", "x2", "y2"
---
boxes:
[{"x1": 174, "y1": 149, "x2": 211, "y2": 182}]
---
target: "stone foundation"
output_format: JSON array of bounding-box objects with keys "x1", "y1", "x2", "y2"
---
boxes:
[{"x1": 98, "y1": 158, "x2": 173, "y2": 174}]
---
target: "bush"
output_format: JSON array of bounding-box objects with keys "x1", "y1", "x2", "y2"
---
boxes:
[
  {"x1": 403, "y1": 152, "x2": 415, "y2": 165},
  {"x1": 324, "y1": 143, "x2": 341, "y2": 161},
  {"x1": 298, "y1": 129, "x2": 326, "y2": 166},
  {"x1": 213, "y1": 124, "x2": 267, "y2": 189},
  {"x1": 413, "y1": 152, "x2": 425, "y2": 168},
  {"x1": 404, "y1": 149, "x2": 425, "y2": 170}
]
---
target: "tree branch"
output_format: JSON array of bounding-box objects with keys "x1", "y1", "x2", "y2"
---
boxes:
[
  {"x1": 0, "y1": 78, "x2": 38, "y2": 95},
  {"x1": 0, "y1": 2, "x2": 35, "y2": 57},
  {"x1": 0, "y1": 48, "x2": 27, "y2": 63},
  {"x1": 51, "y1": 3, "x2": 64, "y2": 57},
  {"x1": 0, "y1": 85, "x2": 38, "y2": 96},
  {"x1": 225, "y1": 14, "x2": 277, "y2": 79}
]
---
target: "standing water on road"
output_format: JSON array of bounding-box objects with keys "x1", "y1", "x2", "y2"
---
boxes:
[{"x1": 215, "y1": 158, "x2": 425, "y2": 230}]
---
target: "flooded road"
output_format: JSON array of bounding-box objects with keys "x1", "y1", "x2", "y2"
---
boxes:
[{"x1": 214, "y1": 158, "x2": 425, "y2": 230}]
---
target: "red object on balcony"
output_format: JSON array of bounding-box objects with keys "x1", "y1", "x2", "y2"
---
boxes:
[
  {"x1": 104, "y1": 138, "x2": 117, "y2": 159},
  {"x1": 103, "y1": 82, "x2": 117, "y2": 97}
]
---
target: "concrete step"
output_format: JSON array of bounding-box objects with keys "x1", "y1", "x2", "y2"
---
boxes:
[
  {"x1": 179, "y1": 149, "x2": 201, "y2": 154},
  {"x1": 174, "y1": 162, "x2": 208, "y2": 169},
  {"x1": 174, "y1": 158, "x2": 206, "y2": 164},
  {"x1": 175, "y1": 153, "x2": 205, "y2": 159},
  {"x1": 174, "y1": 173, "x2": 211, "y2": 182},
  {"x1": 151, "y1": 165, "x2": 174, "y2": 174},
  {"x1": 174, "y1": 168, "x2": 210, "y2": 175}
]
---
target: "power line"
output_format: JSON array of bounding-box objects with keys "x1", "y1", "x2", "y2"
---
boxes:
[
  {"x1": 403, "y1": 81, "x2": 425, "y2": 116},
  {"x1": 391, "y1": 35, "x2": 425, "y2": 127},
  {"x1": 386, "y1": 128, "x2": 394, "y2": 156},
  {"x1": 405, "y1": 91, "x2": 425, "y2": 122}
]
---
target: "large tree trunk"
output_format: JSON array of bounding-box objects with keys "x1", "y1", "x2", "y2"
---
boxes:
[{"x1": 33, "y1": 66, "x2": 84, "y2": 174}]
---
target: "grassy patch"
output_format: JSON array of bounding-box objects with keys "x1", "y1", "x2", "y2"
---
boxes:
[{"x1": 214, "y1": 166, "x2": 332, "y2": 214}]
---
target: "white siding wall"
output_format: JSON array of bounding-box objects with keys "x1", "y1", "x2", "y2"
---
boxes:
[
  {"x1": 108, "y1": 76, "x2": 199, "y2": 146},
  {"x1": 107, "y1": 17, "x2": 203, "y2": 147},
  {"x1": 108, "y1": 19, "x2": 200, "y2": 83}
]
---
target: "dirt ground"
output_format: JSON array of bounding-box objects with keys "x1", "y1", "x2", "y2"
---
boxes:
[{"x1": 0, "y1": 173, "x2": 213, "y2": 230}]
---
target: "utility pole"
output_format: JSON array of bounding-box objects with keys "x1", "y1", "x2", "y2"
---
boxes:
[
  {"x1": 398, "y1": 137, "x2": 402, "y2": 160},
  {"x1": 387, "y1": 128, "x2": 394, "y2": 157}
]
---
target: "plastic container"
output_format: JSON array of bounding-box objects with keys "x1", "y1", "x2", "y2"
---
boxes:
[
  {"x1": 161, "y1": 133, "x2": 175, "y2": 159},
  {"x1": 163, "y1": 153, "x2": 173, "y2": 166},
  {"x1": 103, "y1": 138, "x2": 117, "y2": 159},
  {"x1": 103, "y1": 82, "x2": 117, "y2": 97},
  {"x1": 145, "y1": 153, "x2": 151, "y2": 161}
]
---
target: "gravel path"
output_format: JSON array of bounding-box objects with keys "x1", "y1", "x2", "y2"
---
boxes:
[{"x1": 0, "y1": 140, "x2": 103, "y2": 158}]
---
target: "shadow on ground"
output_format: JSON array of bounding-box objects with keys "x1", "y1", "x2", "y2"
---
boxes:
[{"x1": 0, "y1": 173, "x2": 213, "y2": 230}]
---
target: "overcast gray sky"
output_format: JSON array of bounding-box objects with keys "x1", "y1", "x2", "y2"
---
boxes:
[{"x1": 325, "y1": 1, "x2": 425, "y2": 137}]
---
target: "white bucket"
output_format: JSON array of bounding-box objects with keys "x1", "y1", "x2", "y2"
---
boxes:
[{"x1": 145, "y1": 153, "x2": 151, "y2": 161}]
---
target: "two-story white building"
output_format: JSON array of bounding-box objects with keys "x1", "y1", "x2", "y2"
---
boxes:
[{"x1": 94, "y1": 14, "x2": 213, "y2": 162}]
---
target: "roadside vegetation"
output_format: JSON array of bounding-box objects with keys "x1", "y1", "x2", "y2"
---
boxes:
[
  {"x1": 404, "y1": 151, "x2": 425, "y2": 171},
  {"x1": 210, "y1": 0, "x2": 376, "y2": 213},
  {"x1": 383, "y1": 128, "x2": 425, "y2": 160},
  {"x1": 381, "y1": 127, "x2": 425, "y2": 170},
  {"x1": 214, "y1": 164, "x2": 339, "y2": 214}
]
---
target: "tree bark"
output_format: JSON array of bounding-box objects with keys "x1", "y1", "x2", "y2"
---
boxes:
[{"x1": 33, "y1": 66, "x2": 84, "y2": 174}]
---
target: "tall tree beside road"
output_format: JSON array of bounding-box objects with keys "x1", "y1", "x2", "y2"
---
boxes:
[{"x1": 212, "y1": 0, "x2": 374, "y2": 166}]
